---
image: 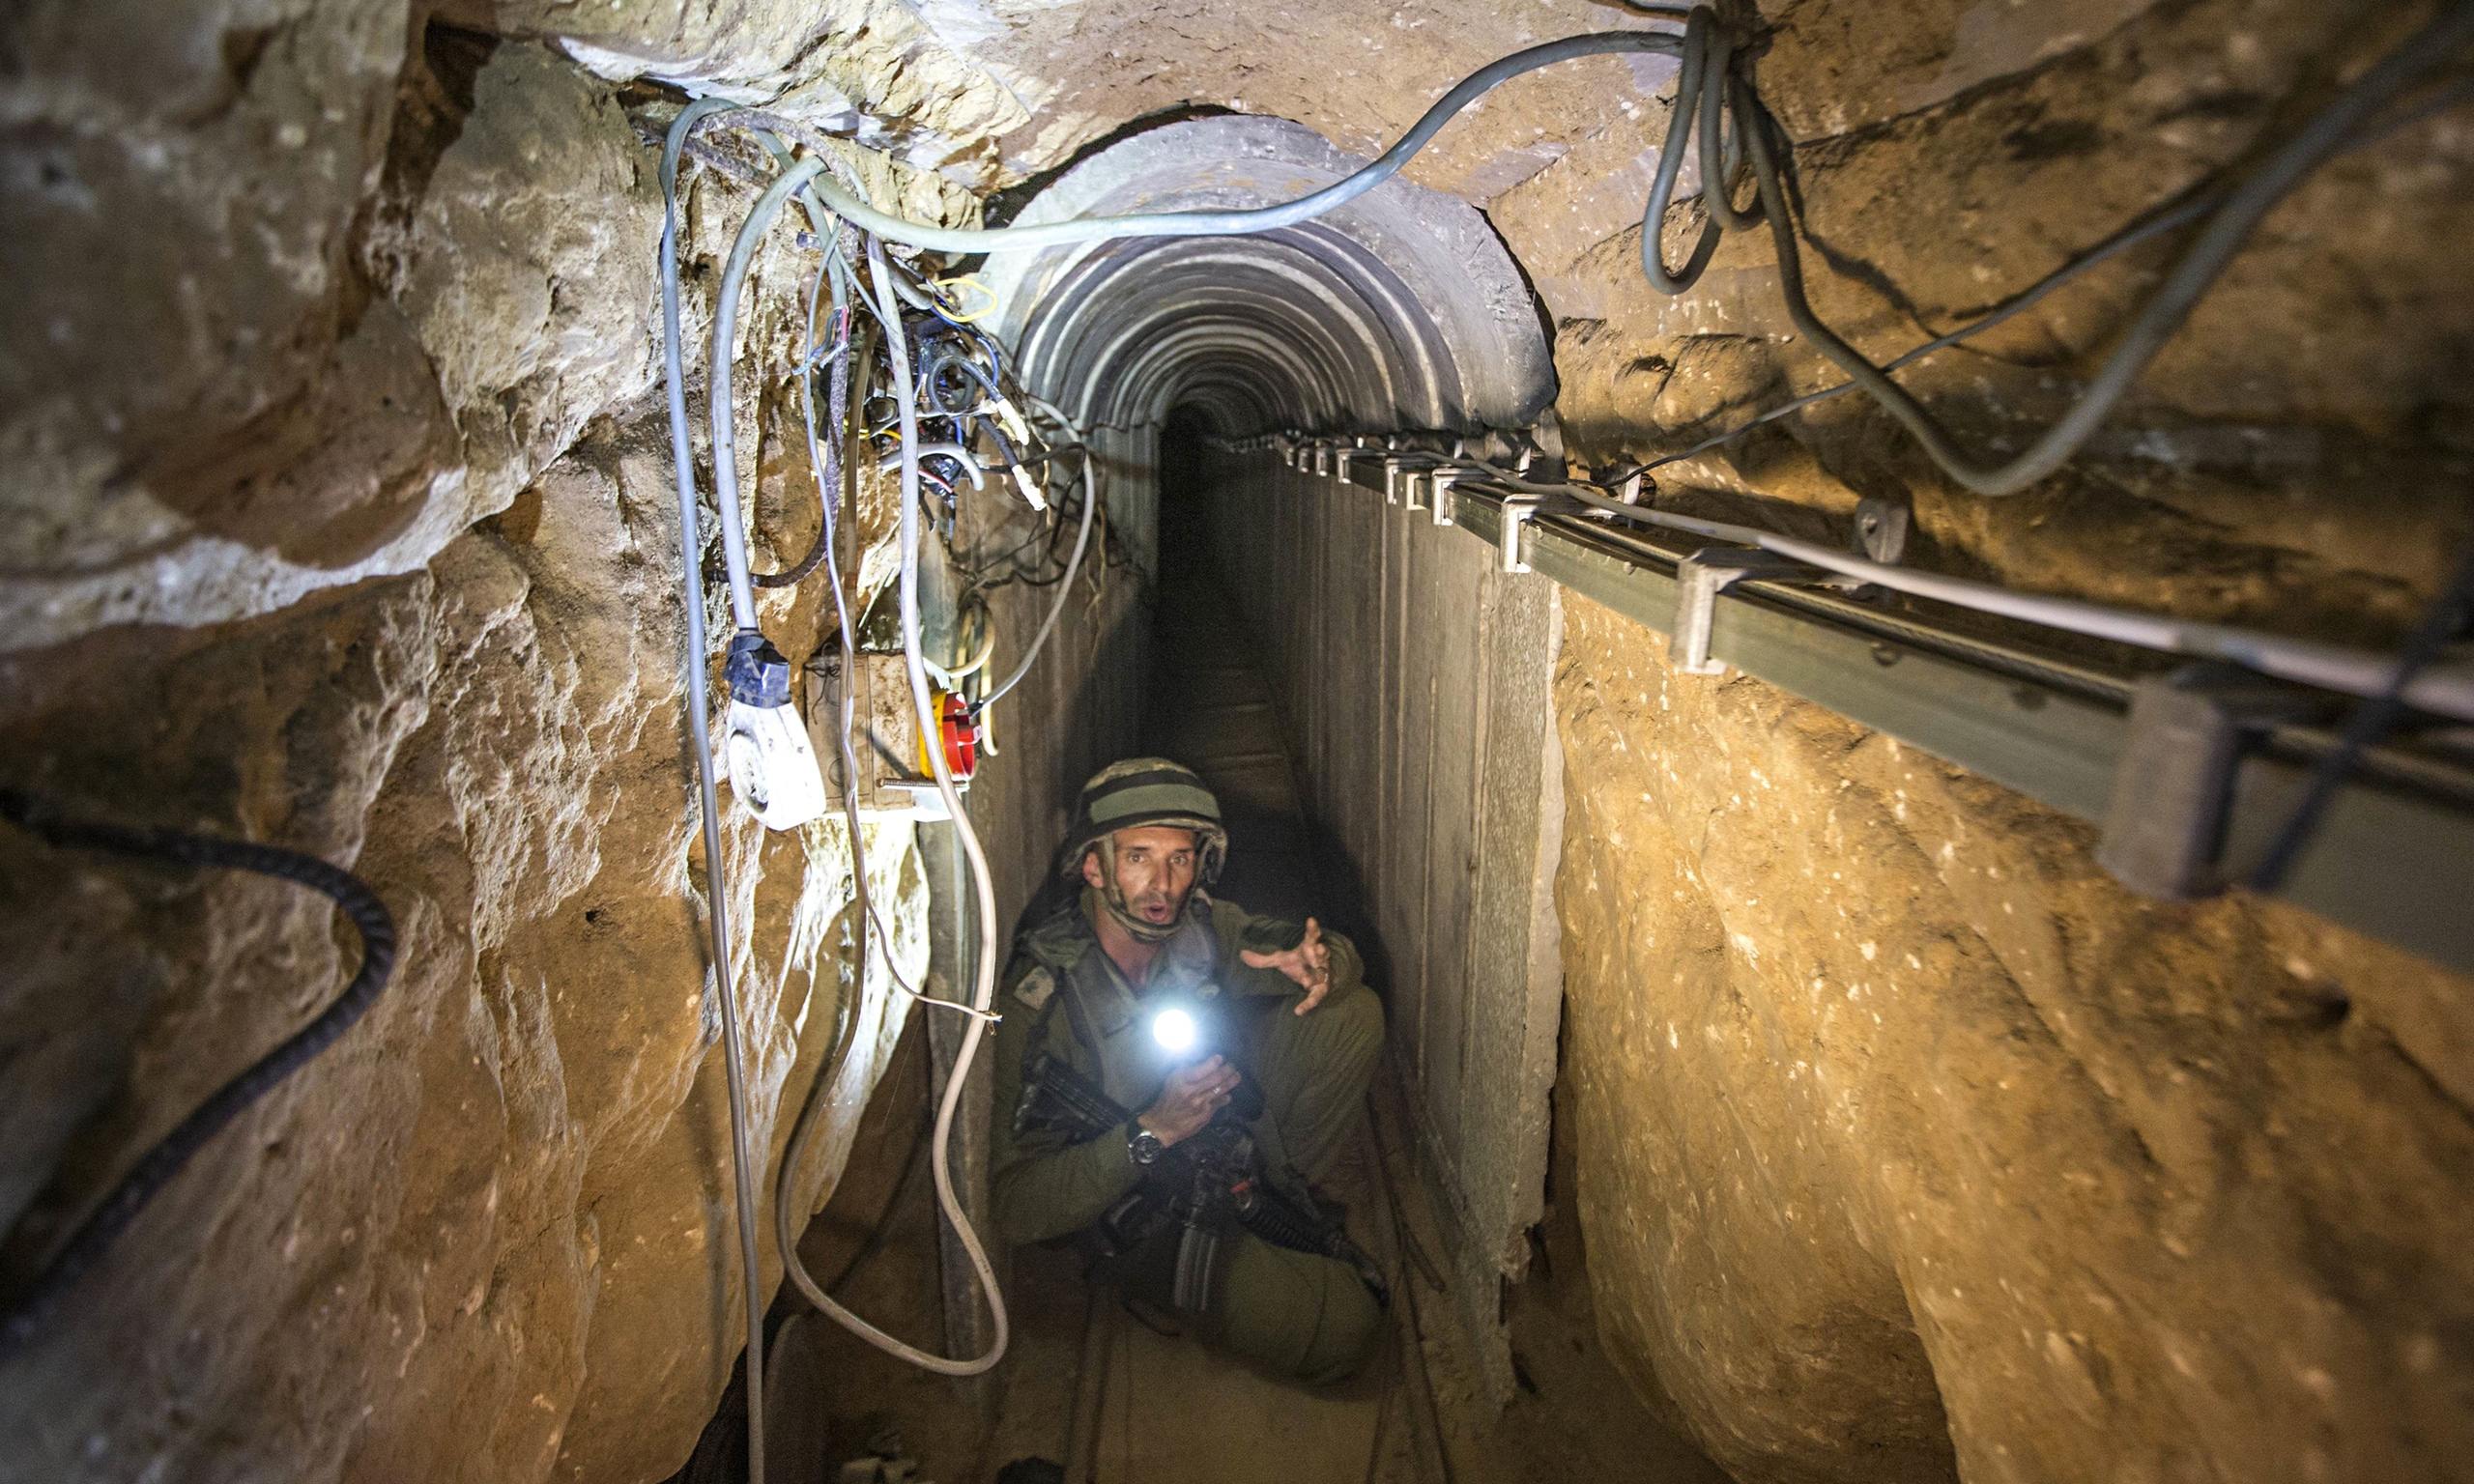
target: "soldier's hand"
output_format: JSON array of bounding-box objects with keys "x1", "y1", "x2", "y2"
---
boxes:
[
  {"x1": 1242, "y1": 916, "x2": 1335, "y2": 1015},
  {"x1": 1140, "y1": 1055, "x2": 1242, "y2": 1147}
]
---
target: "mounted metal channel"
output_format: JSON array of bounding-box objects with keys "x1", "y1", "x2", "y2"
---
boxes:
[{"x1": 1309, "y1": 452, "x2": 2474, "y2": 976}]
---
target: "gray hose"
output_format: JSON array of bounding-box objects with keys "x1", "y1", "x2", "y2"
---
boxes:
[
  {"x1": 1684, "y1": 1, "x2": 2474, "y2": 496},
  {"x1": 799, "y1": 32, "x2": 1683, "y2": 255},
  {"x1": 1638, "y1": 8, "x2": 1724, "y2": 294},
  {"x1": 709, "y1": 154, "x2": 828, "y2": 629},
  {"x1": 660, "y1": 98, "x2": 772, "y2": 1484}
]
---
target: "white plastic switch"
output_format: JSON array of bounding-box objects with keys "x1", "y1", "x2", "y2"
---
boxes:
[{"x1": 723, "y1": 700, "x2": 830, "y2": 830}]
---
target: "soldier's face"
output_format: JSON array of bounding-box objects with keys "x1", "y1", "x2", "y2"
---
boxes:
[{"x1": 1085, "y1": 824, "x2": 1199, "y2": 928}]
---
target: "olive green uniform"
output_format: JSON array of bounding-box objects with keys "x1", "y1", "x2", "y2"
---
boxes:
[{"x1": 992, "y1": 888, "x2": 1387, "y2": 1384}]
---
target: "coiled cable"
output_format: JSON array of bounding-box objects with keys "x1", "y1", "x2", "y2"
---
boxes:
[{"x1": 0, "y1": 792, "x2": 396, "y2": 1365}]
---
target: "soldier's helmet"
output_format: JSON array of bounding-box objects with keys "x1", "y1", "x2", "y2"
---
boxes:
[{"x1": 1057, "y1": 757, "x2": 1228, "y2": 886}]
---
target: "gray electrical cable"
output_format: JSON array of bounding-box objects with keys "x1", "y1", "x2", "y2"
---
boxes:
[
  {"x1": 770, "y1": 214, "x2": 912, "y2": 1345},
  {"x1": 879, "y1": 442, "x2": 991, "y2": 489},
  {"x1": 1676, "y1": 1, "x2": 2474, "y2": 496},
  {"x1": 977, "y1": 400, "x2": 1101, "y2": 716},
  {"x1": 798, "y1": 31, "x2": 1682, "y2": 255},
  {"x1": 659, "y1": 97, "x2": 772, "y2": 1484},
  {"x1": 710, "y1": 154, "x2": 829, "y2": 630},
  {"x1": 1639, "y1": 71, "x2": 2474, "y2": 476},
  {"x1": 771, "y1": 236, "x2": 1010, "y2": 1377}
]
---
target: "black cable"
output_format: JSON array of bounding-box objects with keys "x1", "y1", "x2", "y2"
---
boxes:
[
  {"x1": 2248, "y1": 537, "x2": 2474, "y2": 892},
  {"x1": 0, "y1": 792, "x2": 398, "y2": 1363},
  {"x1": 1638, "y1": 2, "x2": 2474, "y2": 496},
  {"x1": 1640, "y1": 72, "x2": 2474, "y2": 477}
]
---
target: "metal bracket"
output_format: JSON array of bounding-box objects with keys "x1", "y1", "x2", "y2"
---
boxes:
[
  {"x1": 1500, "y1": 497, "x2": 1540, "y2": 573},
  {"x1": 1674, "y1": 548, "x2": 1815, "y2": 675},
  {"x1": 1428, "y1": 470, "x2": 1458, "y2": 528},
  {"x1": 1498, "y1": 493, "x2": 1587, "y2": 573},
  {"x1": 1314, "y1": 445, "x2": 1331, "y2": 477},
  {"x1": 1383, "y1": 458, "x2": 1403, "y2": 505},
  {"x1": 2096, "y1": 666, "x2": 2316, "y2": 900},
  {"x1": 1403, "y1": 471, "x2": 1427, "y2": 513},
  {"x1": 1855, "y1": 498, "x2": 1909, "y2": 564}
]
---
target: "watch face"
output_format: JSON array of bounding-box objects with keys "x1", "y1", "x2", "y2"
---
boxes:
[{"x1": 1130, "y1": 1129, "x2": 1164, "y2": 1166}]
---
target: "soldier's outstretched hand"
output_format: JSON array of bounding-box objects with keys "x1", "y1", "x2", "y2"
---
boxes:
[{"x1": 1242, "y1": 917, "x2": 1335, "y2": 1015}]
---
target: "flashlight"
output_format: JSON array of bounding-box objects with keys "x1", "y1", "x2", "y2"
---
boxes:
[{"x1": 1151, "y1": 1006, "x2": 1200, "y2": 1056}]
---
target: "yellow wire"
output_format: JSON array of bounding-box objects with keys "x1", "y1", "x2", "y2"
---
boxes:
[{"x1": 935, "y1": 273, "x2": 997, "y2": 324}]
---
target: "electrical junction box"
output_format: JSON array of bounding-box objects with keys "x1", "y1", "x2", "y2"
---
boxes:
[{"x1": 805, "y1": 649, "x2": 978, "y2": 821}]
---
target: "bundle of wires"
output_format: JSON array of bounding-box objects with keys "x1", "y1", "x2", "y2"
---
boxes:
[{"x1": 656, "y1": 100, "x2": 1122, "y2": 1484}]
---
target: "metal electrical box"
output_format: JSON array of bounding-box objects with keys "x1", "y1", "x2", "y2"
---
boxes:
[{"x1": 804, "y1": 649, "x2": 972, "y2": 820}]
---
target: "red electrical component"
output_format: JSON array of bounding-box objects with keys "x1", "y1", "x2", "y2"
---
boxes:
[{"x1": 939, "y1": 693, "x2": 979, "y2": 782}]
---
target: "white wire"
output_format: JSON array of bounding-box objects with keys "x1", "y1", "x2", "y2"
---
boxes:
[
  {"x1": 1480, "y1": 473, "x2": 2474, "y2": 723},
  {"x1": 774, "y1": 236, "x2": 1011, "y2": 1376},
  {"x1": 978, "y1": 399, "x2": 1100, "y2": 716},
  {"x1": 659, "y1": 95, "x2": 771, "y2": 1484}
]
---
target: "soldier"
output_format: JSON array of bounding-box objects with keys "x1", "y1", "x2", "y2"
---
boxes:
[{"x1": 991, "y1": 757, "x2": 1388, "y2": 1384}]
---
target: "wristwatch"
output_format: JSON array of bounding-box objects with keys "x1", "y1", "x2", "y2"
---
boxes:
[{"x1": 1126, "y1": 1119, "x2": 1165, "y2": 1167}]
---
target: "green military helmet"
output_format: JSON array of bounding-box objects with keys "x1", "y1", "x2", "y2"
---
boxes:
[{"x1": 1059, "y1": 756, "x2": 1228, "y2": 889}]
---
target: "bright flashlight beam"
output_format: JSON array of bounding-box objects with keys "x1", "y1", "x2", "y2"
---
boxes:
[{"x1": 1151, "y1": 1007, "x2": 1199, "y2": 1056}]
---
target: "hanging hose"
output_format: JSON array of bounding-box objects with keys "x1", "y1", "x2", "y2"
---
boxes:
[
  {"x1": 0, "y1": 792, "x2": 396, "y2": 1366},
  {"x1": 977, "y1": 398, "x2": 1100, "y2": 718},
  {"x1": 796, "y1": 32, "x2": 1683, "y2": 256},
  {"x1": 755, "y1": 250, "x2": 854, "y2": 590},
  {"x1": 1614, "y1": 1, "x2": 2474, "y2": 496},
  {"x1": 659, "y1": 97, "x2": 774, "y2": 1484},
  {"x1": 766, "y1": 233, "x2": 1013, "y2": 1376}
]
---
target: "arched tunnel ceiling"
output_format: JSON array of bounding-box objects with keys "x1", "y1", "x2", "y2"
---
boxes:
[{"x1": 981, "y1": 116, "x2": 1555, "y2": 437}]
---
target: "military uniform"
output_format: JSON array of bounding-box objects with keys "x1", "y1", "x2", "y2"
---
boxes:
[{"x1": 991, "y1": 886, "x2": 1387, "y2": 1384}]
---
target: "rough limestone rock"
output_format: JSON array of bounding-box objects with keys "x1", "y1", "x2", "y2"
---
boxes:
[
  {"x1": 440, "y1": 0, "x2": 1028, "y2": 171},
  {"x1": 0, "y1": 413, "x2": 932, "y2": 1483},
  {"x1": 0, "y1": 0, "x2": 435, "y2": 644},
  {"x1": 1551, "y1": 595, "x2": 2474, "y2": 1484},
  {"x1": 1539, "y1": 0, "x2": 2474, "y2": 643},
  {"x1": 388, "y1": 41, "x2": 662, "y2": 532}
]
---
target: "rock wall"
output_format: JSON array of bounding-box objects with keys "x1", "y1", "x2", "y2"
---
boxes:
[
  {"x1": 1550, "y1": 600, "x2": 2474, "y2": 1483},
  {"x1": 0, "y1": 4, "x2": 1129, "y2": 1482},
  {"x1": 1519, "y1": 4, "x2": 2474, "y2": 1479},
  {"x1": 1119, "y1": 0, "x2": 2474, "y2": 1478}
]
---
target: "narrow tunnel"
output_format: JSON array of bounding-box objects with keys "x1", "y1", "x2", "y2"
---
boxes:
[{"x1": 5, "y1": 4, "x2": 2474, "y2": 1484}]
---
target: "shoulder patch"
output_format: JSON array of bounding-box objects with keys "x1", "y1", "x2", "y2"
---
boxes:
[{"x1": 1011, "y1": 966, "x2": 1057, "y2": 1013}]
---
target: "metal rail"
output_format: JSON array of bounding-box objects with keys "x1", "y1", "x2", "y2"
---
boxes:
[{"x1": 1234, "y1": 440, "x2": 2474, "y2": 977}]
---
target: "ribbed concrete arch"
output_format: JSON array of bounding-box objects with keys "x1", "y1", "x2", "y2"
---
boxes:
[{"x1": 982, "y1": 115, "x2": 1555, "y2": 437}]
